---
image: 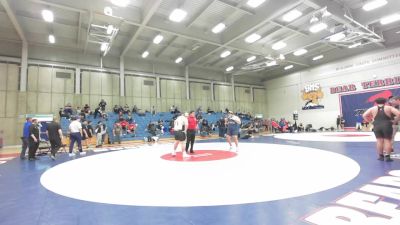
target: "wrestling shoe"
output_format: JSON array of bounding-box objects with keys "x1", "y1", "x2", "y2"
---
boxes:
[{"x1": 384, "y1": 155, "x2": 393, "y2": 162}]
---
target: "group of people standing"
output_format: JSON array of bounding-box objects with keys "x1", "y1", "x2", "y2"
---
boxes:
[{"x1": 171, "y1": 110, "x2": 241, "y2": 157}]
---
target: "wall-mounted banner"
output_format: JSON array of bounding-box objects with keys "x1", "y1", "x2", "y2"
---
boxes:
[
  {"x1": 301, "y1": 83, "x2": 324, "y2": 110},
  {"x1": 330, "y1": 75, "x2": 400, "y2": 94},
  {"x1": 340, "y1": 88, "x2": 400, "y2": 127}
]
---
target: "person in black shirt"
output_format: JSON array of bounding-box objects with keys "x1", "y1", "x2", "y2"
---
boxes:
[
  {"x1": 99, "y1": 99, "x2": 107, "y2": 111},
  {"x1": 46, "y1": 118, "x2": 63, "y2": 160},
  {"x1": 28, "y1": 119, "x2": 40, "y2": 161}
]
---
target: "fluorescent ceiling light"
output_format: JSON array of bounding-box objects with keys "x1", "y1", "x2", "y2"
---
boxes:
[
  {"x1": 282, "y1": 9, "x2": 302, "y2": 22},
  {"x1": 226, "y1": 66, "x2": 234, "y2": 72},
  {"x1": 41, "y1": 9, "x2": 54, "y2": 22},
  {"x1": 169, "y1": 9, "x2": 187, "y2": 22},
  {"x1": 329, "y1": 32, "x2": 346, "y2": 42},
  {"x1": 266, "y1": 60, "x2": 277, "y2": 67},
  {"x1": 312, "y1": 55, "x2": 324, "y2": 61},
  {"x1": 48, "y1": 34, "x2": 55, "y2": 44},
  {"x1": 175, "y1": 57, "x2": 183, "y2": 64},
  {"x1": 142, "y1": 51, "x2": 149, "y2": 58},
  {"x1": 309, "y1": 22, "x2": 327, "y2": 33},
  {"x1": 322, "y1": 10, "x2": 331, "y2": 17},
  {"x1": 363, "y1": 0, "x2": 387, "y2": 11},
  {"x1": 245, "y1": 33, "x2": 261, "y2": 43},
  {"x1": 111, "y1": 0, "x2": 130, "y2": 7},
  {"x1": 310, "y1": 16, "x2": 319, "y2": 24},
  {"x1": 220, "y1": 50, "x2": 231, "y2": 58},
  {"x1": 104, "y1": 7, "x2": 113, "y2": 16},
  {"x1": 279, "y1": 54, "x2": 285, "y2": 60},
  {"x1": 153, "y1": 34, "x2": 164, "y2": 44},
  {"x1": 293, "y1": 49, "x2": 307, "y2": 56},
  {"x1": 246, "y1": 0, "x2": 266, "y2": 8},
  {"x1": 380, "y1": 14, "x2": 400, "y2": 25},
  {"x1": 348, "y1": 42, "x2": 361, "y2": 48},
  {"x1": 272, "y1": 41, "x2": 287, "y2": 50},
  {"x1": 396, "y1": 30, "x2": 400, "y2": 34},
  {"x1": 284, "y1": 65, "x2": 293, "y2": 70},
  {"x1": 247, "y1": 56, "x2": 256, "y2": 62},
  {"x1": 212, "y1": 23, "x2": 226, "y2": 34},
  {"x1": 107, "y1": 25, "x2": 113, "y2": 35},
  {"x1": 100, "y1": 43, "x2": 108, "y2": 51}
]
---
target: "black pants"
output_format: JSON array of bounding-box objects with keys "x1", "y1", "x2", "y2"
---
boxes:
[
  {"x1": 185, "y1": 130, "x2": 196, "y2": 152},
  {"x1": 49, "y1": 138, "x2": 62, "y2": 156},
  {"x1": 28, "y1": 140, "x2": 39, "y2": 159},
  {"x1": 20, "y1": 137, "x2": 29, "y2": 158}
]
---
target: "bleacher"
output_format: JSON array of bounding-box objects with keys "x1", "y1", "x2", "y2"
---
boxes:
[{"x1": 60, "y1": 111, "x2": 236, "y2": 143}]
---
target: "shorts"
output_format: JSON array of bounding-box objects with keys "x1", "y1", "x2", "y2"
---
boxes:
[
  {"x1": 373, "y1": 122, "x2": 393, "y2": 139},
  {"x1": 174, "y1": 130, "x2": 186, "y2": 141},
  {"x1": 227, "y1": 124, "x2": 239, "y2": 136}
]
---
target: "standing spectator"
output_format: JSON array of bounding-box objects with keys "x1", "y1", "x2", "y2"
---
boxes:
[
  {"x1": 336, "y1": 115, "x2": 341, "y2": 130},
  {"x1": 217, "y1": 117, "x2": 226, "y2": 138},
  {"x1": 94, "y1": 107, "x2": 101, "y2": 119},
  {"x1": 225, "y1": 111, "x2": 241, "y2": 152},
  {"x1": 68, "y1": 116, "x2": 84, "y2": 156},
  {"x1": 355, "y1": 114, "x2": 363, "y2": 131},
  {"x1": 132, "y1": 105, "x2": 138, "y2": 114},
  {"x1": 87, "y1": 120, "x2": 94, "y2": 146},
  {"x1": 172, "y1": 113, "x2": 188, "y2": 157},
  {"x1": 95, "y1": 121, "x2": 104, "y2": 147},
  {"x1": 185, "y1": 111, "x2": 197, "y2": 154},
  {"x1": 46, "y1": 117, "x2": 63, "y2": 160},
  {"x1": 81, "y1": 120, "x2": 90, "y2": 149},
  {"x1": 28, "y1": 119, "x2": 40, "y2": 161},
  {"x1": 113, "y1": 122, "x2": 122, "y2": 144},
  {"x1": 99, "y1": 99, "x2": 107, "y2": 111},
  {"x1": 363, "y1": 98, "x2": 400, "y2": 161},
  {"x1": 152, "y1": 105, "x2": 156, "y2": 115},
  {"x1": 20, "y1": 117, "x2": 32, "y2": 159}
]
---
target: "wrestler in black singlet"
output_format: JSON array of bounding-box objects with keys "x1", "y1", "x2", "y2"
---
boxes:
[{"x1": 373, "y1": 105, "x2": 393, "y2": 139}]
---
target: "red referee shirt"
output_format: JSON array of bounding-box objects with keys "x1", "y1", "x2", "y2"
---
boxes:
[{"x1": 187, "y1": 116, "x2": 197, "y2": 130}]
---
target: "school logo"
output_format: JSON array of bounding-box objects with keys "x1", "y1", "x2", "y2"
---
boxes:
[{"x1": 301, "y1": 83, "x2": 324, "y2": 110}]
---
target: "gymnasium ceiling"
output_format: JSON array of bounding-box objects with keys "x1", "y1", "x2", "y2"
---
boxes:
[{"x1": 0, "y1": 0, "x2": 399, "y2": 81}]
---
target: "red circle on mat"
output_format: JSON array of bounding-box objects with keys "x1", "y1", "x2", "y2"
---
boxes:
[
  {"x1": 161, "y1": 150, "x2": 237, "y2": 162},
  {"x1": 323, "y1": 134, "x2": 371, "y2": 137}
]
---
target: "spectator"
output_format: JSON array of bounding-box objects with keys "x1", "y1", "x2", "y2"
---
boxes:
[
  {"x1": 113, "y1": 122, "x2": 122, "y2": 144},
  {"x1": 99, "y1": 99, "x2": 107, "y2": 111},
  {"x1": 20, "y1": 117, "x2": 32, "y2": 159}
]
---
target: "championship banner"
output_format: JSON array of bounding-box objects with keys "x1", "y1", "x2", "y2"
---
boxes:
[{"x1": 339, "y1": 87, "x2": 400, "y2": 127}]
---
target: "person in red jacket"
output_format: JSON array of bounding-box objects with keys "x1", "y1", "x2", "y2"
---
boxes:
[{"x1": 185, "y1": 111, "x2": 197, "y2": 154}]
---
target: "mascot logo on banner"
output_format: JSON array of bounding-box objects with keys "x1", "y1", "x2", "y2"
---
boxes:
[{"x1": 301, "y1": 83, "x2": 325, "y2": 110}]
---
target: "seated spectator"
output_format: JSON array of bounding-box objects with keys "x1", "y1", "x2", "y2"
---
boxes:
[
  {"x1": 113, "y1": 105, "x2": 120, "y2": 114},
  {"x1": 99, "y1": 99, "x2": 107, "y2": 111},
  {"x1": 64, "y1": 103, "x2": 73, "y2": 117},
  {"x1": 113, "y1": 122, "x2": 122, "y2": 144},
  {"x1": 207, "y1": 107, "x2": 215, "y2": 114},
  {"x1": 123, "y1": 104, "x2": 130, "y2": 114},
  {"x1": 94, "y1": 107, "x2": 101, "y2": 119},
  {"x1": 298, "y1": 123, "x2": 304, "y2": 132},
  {"x1": 127, "y1": 112, "x2": 133, "y2": 123},
  {"x1": 127, "y1": 122, "x2": 137, "y2": 137},
  {"x1": 151, "y1": 106, "x2": 156, "y2": 115},
  {"x1": 120, "y1": 119, "x2": 129, "y2": 134},
  {"x1": 132, "y1": 105, "x2": 139, "y2": 114},
  {"x1": 83, "y1": 104, "x2": 91, "y2": 115}
]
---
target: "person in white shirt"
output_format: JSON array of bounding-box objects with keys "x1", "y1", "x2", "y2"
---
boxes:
[
  {"x1": 172, "y1": 113, "x2": 188, "y2": 157},
  {"x1": 225, "y1": 111, "x2": 241, "y2": 152},
  {"x1": 68, "y1": 116, "x2": 84, "y2": 156}
]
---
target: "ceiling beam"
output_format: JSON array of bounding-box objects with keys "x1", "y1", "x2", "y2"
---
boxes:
[
  {"x1": 121, "y1": 0, "x2": 162, "y2": 57},
  {"x1": 77, "y1": 12, "x2": 82, "y2": 46},
  {"x1": 216, "y1": 0, "x2": 255, "y2": 15},
  {"x1": 0, "y1": 0, "x2": 27, "y2": 42},
  {"x1": 29, "y1": 0, "x2": 87, "y2": 13},
  {"x1": 155, "y1": 36, "x2": 178, "y2": 57},
  {"x1": 186, "y1": 0, "x2": 216, "y2": 28},
  {"x1": 83, "y1": 10, "x2": 93, "y2": 54},
  {"x1": 187, "y1": 0, "x2": 304, "y2": 65}
]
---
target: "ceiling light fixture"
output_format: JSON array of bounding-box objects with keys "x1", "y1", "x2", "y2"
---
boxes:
[
  {"x1": 284, "y1": 65, "x2": 293, "y2": 70},
  {"x1": 245, "y1": 33, "x2": 261, "y2": 43},
  {"x1": 41, "y1": 9, "x2": 54, "y2": 22},
  {"x1": 329, "y1": 32, "x2": 346, "y2": 42},
  {"x1": 153, "y1": 34, "x2": 164, "y2": 44},
  {"x1": 266, "y1": 60, "x2": 277, "y2": 67},
  {"x1": 107, "y1": 25, "x2": 114, "y2": 35},
  {"x1": 282, "y1": 9, "x2": 302, "y2": 22},
  {"x1": 321, "y1": 9, "x2": 332, "y2": 18},
  {"x1": 348, "y1": 42, "x2": 361, "y2": 48},
  {"x1": 142, "y1": 51, "x2": 149, "y2": 58},
  {"x1": 175, "y1": 57, "x2": 183, "y2": 64},
  {"x1": 363, "y1": 0, "x2": 388, "y2": 11},
  {"x1": 309, "y1": 22, "x2": 328, "y2": 33},
  {"x1": 48, "y1": 34, "x2": 55, "y2": 44},
  {"x1": 169, "y1": 9, "x2": 187, "y2": 22},
  {"x1": 279, "y1": 54, "x2": 285, "y2": 60},
  {"x1": 212, "y1": 23, "x2": 226, "y2": 34},
  {"x1": 272, "y1": 41, "x2": 287, "y2": 50},
  {"x1": 312, "y1": 55, "x2": 324, "y2": 61},
  {"x1": 246, "y1": 0, "x2": 266, "y2": 8},
  {"x1": 310, "y1": 15, "x2": 319, "y2": 24},
  {"x1": 104, "y1": 7, "x2": 113, "y2": 16},
  {"x1": 220, "y1": 50, "x2": 231, "y2": 58},
  {"x1": 226, "y1": 66, "x2": 234, "y2": 72},
  {"x1": 100, "y1": 43, "x2": 108, "y2": 51},
  {"x1": 380, "y1": 13, "x2": 400, "y2": 25},
  {"x1": 247, "y1": 56, "x2": 256, "y2": 62},
  {"x1": 111, "y1": 0, "x2": 130, "y2": 7},
  {"x1": 396, "y1": 31, "x2": 400, "y2": 34},
  {"x1": 293, "y1": 49, "x2": 308, "y2": 56}
]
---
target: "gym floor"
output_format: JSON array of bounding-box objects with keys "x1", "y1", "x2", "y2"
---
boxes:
[{"x1": 0, "y1": 132, "x2": 399, "y2": 225}]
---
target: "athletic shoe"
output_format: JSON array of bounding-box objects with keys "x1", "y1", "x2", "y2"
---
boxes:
[
  {"x1": 384, "y1": 155, "x2": 393, "y2": 162},
  {"x1": 189, "y1": 150, "x2": 194, "y2": 154},
  {"x1": 80, "y1": 152, "x2": 86, "y2": 156},
  {"x1": 377, "y1": 154, "x2": 384, "y2": 161},
  {"x1": 50, "y1": 154, "x2": 56, "y2": 160},
  {"x1": 68, "y1": 153, "x2": 74, "y2": 157}
]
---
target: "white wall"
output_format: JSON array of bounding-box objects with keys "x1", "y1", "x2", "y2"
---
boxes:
[{"x1": 264, "y1": 46, "x2": 400, "y2": 128}]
